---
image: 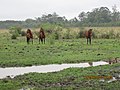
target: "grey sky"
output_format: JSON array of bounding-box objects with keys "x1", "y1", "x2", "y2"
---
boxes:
[{"x1": 0, "y1": 0, "x2": 120, "y2": 21}]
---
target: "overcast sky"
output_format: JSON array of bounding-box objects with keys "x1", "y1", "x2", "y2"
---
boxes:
[{"x1": 0, "y1": 0, "x2": 120, "y2": 21}]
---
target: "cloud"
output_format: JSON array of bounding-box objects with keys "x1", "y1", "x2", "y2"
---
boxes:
[{"x1": 0, "y1": 0, "x2": 119, "y2": 20}]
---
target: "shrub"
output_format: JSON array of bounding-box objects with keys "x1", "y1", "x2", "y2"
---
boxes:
[
  {"x1": 21, "y1": 31, "x2": 26, "y2": 36},
  {"x1": 9, "y1": 26, "x2": 22, "y2": 34},
  {"x1": 77, "y1": 30, "x2": 85, "y2": 38},
  {"x1": 92, "y1": 31, "x2": 96, "y2": 38},
  {"x1": 109, "y1": 30, "x2": 115, "y2": 39},
  {"x1": 48, "y1": 35, "x2": 55, "y2": 45},
  {"x1": 63, "y1": 29, "x2": 70, "y2": 39},
  {"x1": 101, "y1": 33, "x2": 110, "y2": 39},
  {"x1": 11, "y1": 34, "x2": 17, "y2": 39},
  {"x1": 9, "y1": 26, "x2": 22, "y2": 39},
  {"x1": 53, "y1": 30, "x2": 60, "y2": 40}
]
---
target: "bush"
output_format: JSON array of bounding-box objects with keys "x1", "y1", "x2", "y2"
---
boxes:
[
  {"x1": 63, "y1": 29, "x2": 70, "y2": 39},
  {"x1": 21, "y1": 31, "x2": 26, "y2": 36},
  {"x1": 16, "y1": 27, "x2": 22, "y2": 34},
  {"x1": 101, "y1": 33, "x2": 110, "y2": 39},
  {"x1": 76, "y1": 27, "x2": 85, "y2": 38},
  {"x1": 9, "y1": 26, "x2": 22, "y2": 34},
  {"x1": 54, "y1": 31, "x2": 60, "y2": 40},
  {"x1": 77, "y1": 30, "x2": 85, "y2": 38},
  {"x1": 9, "y1": 26, "x2": 22, "y2": 38},
  {"x1": 11, "y1": 34, "x2": 17, "y2": 39},
  {"x1": 109, "y1": 30, "x2": 115, "y2": 39},
  {"x1": 48, "y1": 35, "x2": 55, "y2": 45},
  {"x1": 92, "y1": 31, "x2": 96, "y2": 38}
]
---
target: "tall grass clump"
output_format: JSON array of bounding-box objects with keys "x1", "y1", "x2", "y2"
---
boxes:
[
  {"x1": 63, "y1": 28, "x2": 71, "y2": 39},
  {"x1": 53, "y1": 26, "x2": 62, "y2": 40},
  {"x1": 9, "y1": 26, "x2": 22, "y2": 39},
  {"x1": 48, "y1": 34, "x2": 55, "y2": 45},
  {"x1": 21, "y1": 31, "x2": 26, "y2": 36},
  {"x1": 91, "y1": 27, "x2": 120, "y2": 39},
  {"x1": 77, "y1": 27, "x2": 85, "y2": 38}
]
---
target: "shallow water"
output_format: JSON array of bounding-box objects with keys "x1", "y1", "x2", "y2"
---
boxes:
[
  {"x1": 108, "y1": 77, "x2": 117, "y2": 83},
  {"x1": 0, "y1": 61, "x2": 108, "y2": 79}
]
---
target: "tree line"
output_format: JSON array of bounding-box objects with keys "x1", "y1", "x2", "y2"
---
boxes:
[{"x1": 0, "y1": 6, "x2": 120, "y2": 29}]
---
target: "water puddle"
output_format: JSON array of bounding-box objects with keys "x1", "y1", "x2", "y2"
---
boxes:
[
  {"x1": 0, "y1": 61, "x2": 108, "y2": 79},
  {"x1": 108, "y1": 77, "x2": 117, "y2": 83},
  {"x1": 99, "y1": 76, "x2": 118, "y2": 83}
]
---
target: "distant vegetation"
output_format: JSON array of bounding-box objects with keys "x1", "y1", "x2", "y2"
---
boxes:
[{"x1": 0, "y1": 6, "x2": 120, "y2": 29}]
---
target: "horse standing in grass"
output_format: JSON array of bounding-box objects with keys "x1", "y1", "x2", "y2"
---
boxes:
[
  {"x1": 85, "y1": 29, "x2": 92, "y2": 44},
  {"x1": 38, "y1": 28, "x2": 45, "y2": 44},
  {"x1": 26, "y1": 29, "x2": 33, "y2": 44}
]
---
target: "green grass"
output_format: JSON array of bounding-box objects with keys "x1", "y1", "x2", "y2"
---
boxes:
[{"x1": 0, "y1": 32, "x2": 120, "y2": 67}]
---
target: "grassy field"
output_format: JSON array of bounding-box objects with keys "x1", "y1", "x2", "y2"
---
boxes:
[
  {"x1": 0, "y1": 30, "x2": 120, "y2": 67},
  {"x1": 0, "y1": 28, "x2": 120, "y2": 67},
  {"x1": 0, "y1": 28, "x2": 120, "y2": 90}
]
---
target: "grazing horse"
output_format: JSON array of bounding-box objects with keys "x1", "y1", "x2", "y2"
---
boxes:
[
  {"x1": 38, "y1": 28, "x2": 45, "y2": 44},
  {"x1": 26, "y1": 29, "x2": 33, "y2": 44},
  {"x1": 85, "y1": 29, "x2": 92, "y2": 44}
]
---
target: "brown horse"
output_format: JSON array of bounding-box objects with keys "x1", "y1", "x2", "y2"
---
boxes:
[
  {"x1": 38, "y1": 28, "x2": 45, "y2": 44},
  {"x1": 85, "y1": 29, "x2": 92, "y2": 44},
  {"x1": 26, "y1": 29, "x2": 33, "y2": 44}
]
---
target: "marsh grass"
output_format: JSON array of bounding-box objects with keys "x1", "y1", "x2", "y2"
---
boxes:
[
  {"x1": 0, "y1": 29, "x2": 120, "y2": 67},
  {"x1": 0, "y1": 28, "x2": 120, "y2": 90}
]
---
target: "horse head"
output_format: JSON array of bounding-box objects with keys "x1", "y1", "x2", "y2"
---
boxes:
[
  {"x1": 39, "y1": 28, "x2": 45, "y2": 44},
  {"x1": 26, "y1": 29, "x2": 33, "y2": 44}
]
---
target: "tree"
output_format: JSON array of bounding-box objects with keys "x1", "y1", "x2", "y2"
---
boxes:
[
  {"x1": 99, "y1": 7, "x2": 111, "y2": 23},
  {"x1": 111, "y1": 5, "x2": 120, "y2": 21},
  {"x1": 82, "y1": 7, "x2": 112, "y2": 24},
  {"x1": 78, "y1": 12, "x2": 86, "y2": 21}
]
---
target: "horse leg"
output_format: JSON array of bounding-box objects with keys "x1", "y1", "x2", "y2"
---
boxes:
[
  {"x1": 27, "y1": 37, "x2": 29, "y2": 44},
  {"x1": 87, "y1": 38, "x2": 88, "y2": 44},
  {"x1": 89, "y1": 37, "x2": 91, "y2": 44},
  {"x1": 39, "y1": 38, "x2": 40, "y2": 44},
  {"x1": 44, "y1": 38, "x2": 45, "y2": 44},
  {"x1": 41, "y1": 38, "x2": 43, "y2": 44},
  {"x1": 32, "y1": 38, "x2": 33, "y2": 44}
]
